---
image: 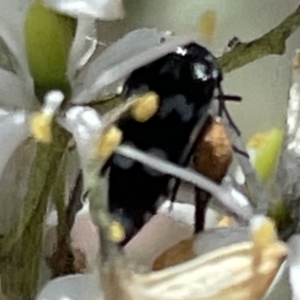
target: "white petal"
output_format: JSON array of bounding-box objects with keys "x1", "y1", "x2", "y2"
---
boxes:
[
  {"x1": 0, "y1": 65, "x2": 36, "y2": 110},
  {"x1": 234, "y1": 164, "x2": 246, "y2": 185},
  {"x1": 125, "y1": 213, "x2": 192, "y2": 269},
  {"x1": 158, "y1": 201, "x2": 195, "y2": 226},
  {"x1": 36, "y1": 273, "x2": 103, "y2": 300},
  {"x1": 0, "y1": 35, "x2": 18, "y2": 72},
  {"x1": 193, "y1": 227, "x2": 250, "y2": 257},
  {"x1": 72, "y1": 28, "x2": 193, "y2": 104},
  {"x1": 0, "y1": 0, "x2": 32, "y2": 82},
  {"x1": 0, "y1": 111, "x2": 29, "y2": 181},
  {"x1": 70, "y1": 203, "x2": 99, "y2": 267},
  {"x1": 158, "y1": 200, "x2": 221, "y2": 229},
  {"x1": 44, "y1": 0, "x2": 124, "y2": 20},
  {"x1": 288, "y1": 235, "x2": 300, "y2": 300},
  {"x1": 67, "y1": 17, "x2": 97, "y2": 83}
]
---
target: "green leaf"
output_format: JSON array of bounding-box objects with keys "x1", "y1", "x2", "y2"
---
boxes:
[{"x1": 25, "y1": 0, "x2": 76, "y2": 100}]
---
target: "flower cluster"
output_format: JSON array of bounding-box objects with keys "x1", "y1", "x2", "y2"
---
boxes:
[{"x1": 0, "y1": 1, "x2": 299, "y2": 300}]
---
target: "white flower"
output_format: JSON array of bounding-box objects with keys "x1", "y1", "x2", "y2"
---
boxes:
[
  {"x1": 0, "y1": 2, "x2": 200, "y2": 298},
  {"x1": 0, "y1": 0, "x2": 95, "y2": 184},
  {"x1": 0, "y1": 0, "x2": 192, "y2": 205},
  {"x1": 3, "y1": 2, "x2": 294, "y2": 300}
]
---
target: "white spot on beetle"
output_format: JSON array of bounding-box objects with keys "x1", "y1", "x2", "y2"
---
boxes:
[
  {"x1": 113, "y1": 153, "x2": 135, "y2": 170},
  {"x1": 159, "y1": 94, "x2": 195, "y2": 122}
]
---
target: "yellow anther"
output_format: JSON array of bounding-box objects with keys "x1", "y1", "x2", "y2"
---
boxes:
[
  {"x1": 96, "y1": 126, "x2": 123, "y2": 160},
  {"x1": 199, "y1": 10, "x2": 217, "y2": 43},
  {"x1": 218, "y1": 216, "x2": 235, "y2": 227},
  {"x1": 108, "y1": 220, "x2": 125, "y2": 243},
  {"x1": 251, "y1": 216, "x2": 277, "y2": 250},
  {"x1": 29, "y1": 112, "x2": 53, "y2": 143},
  {"x1": 130, "y1": 92, "x2": 159, "y2": 122}
]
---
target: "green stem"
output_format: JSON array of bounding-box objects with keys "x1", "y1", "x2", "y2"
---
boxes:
[
  {"x1": 93, "y1": 4, "x2": 300, "y2": 115},
  {"x1": 48, "y1": 151, "x2": 77, "y2": 278},
  {"x1": 218, "y1": 4, "x2": 300, "y2": 73},
  {"x1": 0, "y1": 123, "x2": 70, "y2": 300},
  {"x1": 53, "y1": 153, "x2": 67, "y2": 244}
]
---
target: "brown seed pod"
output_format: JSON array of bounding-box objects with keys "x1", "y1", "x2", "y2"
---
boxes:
[
  {"x1": 193, "y1": 116, "x2": 233, "y2": 183},
  {"x1": 153, "y1": 118, "x2": 235, "y2": 270}
]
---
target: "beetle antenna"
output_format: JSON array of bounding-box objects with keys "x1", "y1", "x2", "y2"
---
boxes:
[
  {"x1": 217, "y1": 85, "x2": 241, "y2": 136},
  {"x1": 216, "y1": 86, "x2": 251, "y2": 158},
  {"x1": 220, "y1": 94, "x2": 242, "y2": 102}
]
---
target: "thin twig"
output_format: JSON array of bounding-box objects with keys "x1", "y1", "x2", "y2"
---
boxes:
[
  {"x1": 218, "y1": 4, "x2": 300, "y2": 73},
  {"x1": 96, "y1": 5, "x2": 300, "y2": 116},
  {"x1": 65, "y1": 171, "x2": 84, "y2": 231}
]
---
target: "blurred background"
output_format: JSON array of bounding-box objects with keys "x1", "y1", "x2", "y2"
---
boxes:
[{"x1": 97, "y1": 0, "x2": 300, "y2": 141}]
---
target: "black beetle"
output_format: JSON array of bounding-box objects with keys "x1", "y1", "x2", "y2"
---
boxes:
[{"x1": 102, "y1": 42, "x2": 238, "y2": 244}]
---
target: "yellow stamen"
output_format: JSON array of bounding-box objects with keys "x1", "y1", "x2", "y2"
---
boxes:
[
  {"x1": 251, "y1": 216, "x2": 277, "y2": 250},
  {"x1": 218, "y1": 216, "x2": 235, "y2": 227},
  {"x1": 96, "y1": 126, "x2": 123, "y2": 160},
  {"x1": 29, "y1": 112, "x2": 53, "y2": 143},
  {"x1": 130, "y1": 92, "x2": 159, "y2": 122},
  {"x1": 108, "y1": 221, "x2": 125, "y2": 243},
  {"x1": 251, "y1": 216, "x2": 277, "y2": 270}
]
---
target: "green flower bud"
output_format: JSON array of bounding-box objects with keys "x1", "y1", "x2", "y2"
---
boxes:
[
  {"x1": 25, "y1": 0, "x2": 76, "y2": 101},
  {"x1": 248, "y1": 128, "x2": 283, "y2": 183}
]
